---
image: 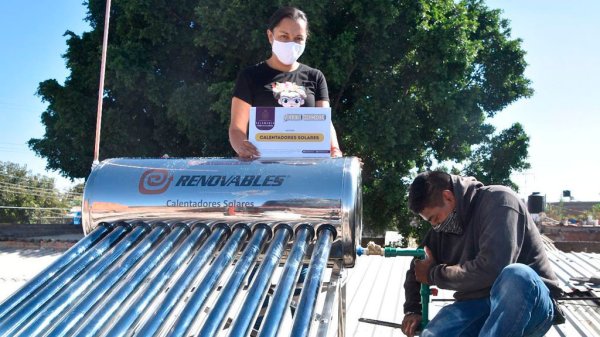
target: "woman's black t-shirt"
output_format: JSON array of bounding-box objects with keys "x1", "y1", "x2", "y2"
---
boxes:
[{"x1": 233, "y1": 62, "x2": 329, "y2": 108}]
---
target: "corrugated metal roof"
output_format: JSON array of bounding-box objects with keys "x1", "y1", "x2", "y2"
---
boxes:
[
  {"x1": 346, "y1": 255, "x2": 411, "y2": 337},
  {"x1": 1, "y1": 237, "x2": 599, "y2": 336},
  {"x1": 345, "y1": 237, "x2": 600, "y2": 337},
  {"x1": 544, "y1": 236, "x2": 600, "y2": 337}
]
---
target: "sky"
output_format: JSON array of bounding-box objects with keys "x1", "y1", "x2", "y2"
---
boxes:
[
  {"x1": 0, "y1": 1, "x2": 599, "y2": 202},
  {"x1": 484, "y1": 0, "x2": 600, "y2": 202},
  {"x1": 0, "y1": 1, "x2": 89, "y2": 190}
]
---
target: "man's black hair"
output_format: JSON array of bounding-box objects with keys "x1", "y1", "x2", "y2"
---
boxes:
[
  {"x1": 268, "y1": 6, "x2": 309, "y2": 35},
  {"x1": 408, "y1": 171, "x2": 453, "y2": 213}
]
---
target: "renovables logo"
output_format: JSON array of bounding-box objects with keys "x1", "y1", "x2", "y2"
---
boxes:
[
  {"x1": 139, "y1": 170, "x2": 287, "y2": 195},
  {"x1": 139, "y1": 169, "x2": 174, "y2": 194},
  {"x1": 175, "y1": 174, "x2": 286, "y2": 187}
]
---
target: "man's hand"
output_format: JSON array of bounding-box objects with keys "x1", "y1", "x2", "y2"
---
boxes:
[
  {"x1": 414, "y1": 246, "x2": 436, "y2": 284},
  {"x1": 401, "y1": 313, "x2": 422, "y2": 337}
]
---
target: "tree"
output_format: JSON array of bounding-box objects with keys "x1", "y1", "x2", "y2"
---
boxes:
[
  {"x1": 463, "y1": 123, "x2": 530, "y2": 190},
  {"x1": 30, "y1": 0, "x2": 232, "y2": 178},
  {"x1": 0, "y1": 162, "x2": 69, "y2": 224},
  {"x1": 31, "y1": 0, "x2": 533, "y2": 232},
  {"x1": 64, "y1": 183, "x2": 85, "y2": 210}
]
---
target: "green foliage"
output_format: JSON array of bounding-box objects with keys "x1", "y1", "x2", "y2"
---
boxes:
[
  {"x1": 31, "y1": 0, "x2": 533, "y2": 233},
  {"x1": 589, "y1": 204, "x2": 600, "y2": 219},
  {"x1": 0, "y1": 162, "x2": 73, "y2": 224},
  {"x1": 65, "y1": 183, "x2": 85, "y2": 209},
  {"x1": 30, "y1": 0, "x2": 234, "y2": 178},
  {"x1": 463, "y1": 122, "x2": 530, "y2": 190},
  {"x1": 545, "y1": 202, "x2": 564, "y2": 221}
]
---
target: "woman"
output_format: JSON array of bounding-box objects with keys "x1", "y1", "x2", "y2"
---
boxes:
[{"x1": 229, "y1": 6, "x2": 343, "y2": 158}]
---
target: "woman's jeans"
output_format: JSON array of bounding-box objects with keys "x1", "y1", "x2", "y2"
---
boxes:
[{"x1": 421, "y1": 264, "x2": 555, "y2": 337}]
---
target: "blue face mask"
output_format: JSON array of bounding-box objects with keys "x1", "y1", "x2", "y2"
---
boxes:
[{"x1": 433, "y1": 209, "x2": 463, "y2": 234}]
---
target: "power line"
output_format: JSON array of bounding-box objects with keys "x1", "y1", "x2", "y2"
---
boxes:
[
  {"x1": 0, "y1": 171, "x2": 56, "y2": 181},
  {"x1": 0, "y1": 149, "x2": 30, "y2": 154},
  {"x1": 0, "y1": 143, "x2": 28, "y2": 148},
  {"x1": 0, "y1": 189, "x2": 82, "y2": 202},
  {"x1": 0, "y1": 149, "x2": 30, "y2": 153},
  {"x1": 0, "y1": 185, "x2": 82, "y2": 200},
  {"x1": 0, "y1": 171, "x2": 84, "y2": 190},
  {"x1": 0, "y1": 181, "x2": 82, "y2": 196},
  {"x1": 0, "y1": 206, "x2": 70, "y2": 210},
  {"x1": 0, "y1": 180, "x2": 59, "y2": 191},
  {"x1": 0, "y1": 142, "x2": 28, "y2": 146},
  {"x1": 0, "y1": 208, "x2": 70, "y2": 216},
  {"x1": 0, "y1": 187, "x2": 61, "y2": 198},
  {"x1": 0, "y1": 180, "x2": 82, "y2": 196}
]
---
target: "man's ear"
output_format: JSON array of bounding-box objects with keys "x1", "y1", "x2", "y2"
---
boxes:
[
  {"x1": 442, "y1": 190, "x2": 455, "y2": 205},
  {"x1": 267, "y1": 29, "x2": 273, "y2": 44}
]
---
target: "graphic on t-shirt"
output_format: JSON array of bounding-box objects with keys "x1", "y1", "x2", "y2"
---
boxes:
[{"x1": 271, "y1": 82, "x2": 307, "y2": 107}]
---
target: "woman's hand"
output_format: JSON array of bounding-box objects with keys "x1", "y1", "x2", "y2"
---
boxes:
[
  {"x1": 331, "y1": 147, "x2": 343, "y2": 158},
  {"x1": 317, "y1": 101, "x2": 343, "y2": 158},
  {"x1": 235, "y1": 140, "x2": 260, "y2": 159},
  {"x1": 229, "y1": 97, "x2": 260, "y2": 158}
]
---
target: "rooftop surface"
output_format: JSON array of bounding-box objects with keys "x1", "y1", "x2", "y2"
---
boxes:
[{"x1": 0, "y1": 235, "x2": 598, "y2": 336}]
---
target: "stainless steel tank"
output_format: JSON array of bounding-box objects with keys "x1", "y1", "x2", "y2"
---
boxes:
[{"x1": 82, "y1": 157, "x2": 362, "y2": 267}]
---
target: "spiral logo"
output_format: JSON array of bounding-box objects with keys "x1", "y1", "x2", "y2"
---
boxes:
[{"x1": 138, "y1": 169, "x2": 173, "y2": 194}]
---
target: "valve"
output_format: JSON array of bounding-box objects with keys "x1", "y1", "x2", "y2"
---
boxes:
[{"x1": 357, "y1": 242, "x2": 430, "y2": 329}]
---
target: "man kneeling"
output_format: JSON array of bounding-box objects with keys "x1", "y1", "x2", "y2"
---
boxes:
[{"x1": 402, "y1": 171, "x2": 563, "y2": 337}]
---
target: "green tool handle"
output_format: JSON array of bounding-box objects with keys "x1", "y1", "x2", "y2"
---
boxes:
[
  {"x1": 383, "y1": 247, "x2": 425, "y2": 258},
  {"x1": 420, "y1": 283, "x2": 430, "y2": 329},
  {"x1": 383, "y1": 247, "x2": 430, "y2": 330}
]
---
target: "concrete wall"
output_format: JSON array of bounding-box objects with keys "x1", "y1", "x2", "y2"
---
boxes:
[
  {"x1": 541, "y1": 225, "x2": 600, "y2": 241},
  {"x1": 541, "y1": 224, "x2": 600, "y2": 252}
]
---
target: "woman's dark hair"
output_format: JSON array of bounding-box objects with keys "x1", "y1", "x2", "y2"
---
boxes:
[
  {"x1": 268, "y1": 6, "x2": 309, "y2": 34},
  {"x1": 408, "y1": 171, "x2": 453, "y2": 213}
]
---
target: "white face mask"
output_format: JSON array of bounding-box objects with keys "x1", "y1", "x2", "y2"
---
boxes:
[{"x1": 272, "y1": 40, "x2": 305, "y2": 65}]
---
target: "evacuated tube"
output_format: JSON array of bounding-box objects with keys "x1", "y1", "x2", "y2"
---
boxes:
[
  {"x1": 15, "y1": 223, "x2": 165, "y2": 337},
  {"x1": 195, "y1": 224, "x2": 271, "y2": 337},
  {"x1": 48, "y1": 223, "x2": 186, "y2": 337},
  {"x1": 135, "y1": 223, "x2": 230, "y2": 336},
  {"x1": 102, "y1": 222, "x2": 210, "y2": 336},
  {"x1": 168, "y1": 224, "x2": 251, "y2": 337},
  {"x1": 0, "y1": 223, "x2": 134, "y2": 335},
  {"x1": 259, "y1": 224, "x2": 314, "y2": 337},
  {"x1": 228, "y1": 224, "x2": 293, "y2": 337},
  {"x1": 0, "y1": 224, "x2": 110, "y2": 318},
  {"x1": 290, "y1": 226, "x2": 335, "y2": 337}
]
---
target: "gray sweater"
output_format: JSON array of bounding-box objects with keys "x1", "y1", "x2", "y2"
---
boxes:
[{"x1": 404, "y1": 175, "x2": 561, "y2": 314}]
